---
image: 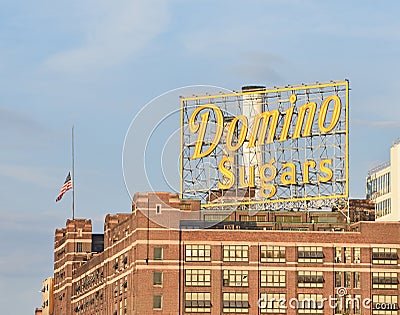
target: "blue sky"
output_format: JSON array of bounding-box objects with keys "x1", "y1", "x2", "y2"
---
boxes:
[{"x1": 1, "y1": 1, "x2": 400, "y2": 313}]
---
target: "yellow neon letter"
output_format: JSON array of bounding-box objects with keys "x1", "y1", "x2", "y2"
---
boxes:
[
  {"x1": 189, "y1": 104, "x2": 223, "y2": 159},
  {"x1": 226, "y1": 115, "x2": 248, "y2": 152},
  {"x1": 281, "y1": 162, "x2": 296, "y2": 185},
  {"x1": 293, "y1": 102, "x2": 316, "y2": 139},
  {"x1": 248, "y1": 110, "x2": 279, "y2": 147},
  {"x1": 279, "y1": 106, "x2": 294, "y2": 142},
  {"x1": 318, "y1": 95, "x2": 342, "y2": 133},
  {"x1": 260, "y1": 182, "x2": 277, "y2": 198},
  {"x1": 302, "y1": 160, "x2": 316, "y2": 184},
  {"x1": 260, "y1": 158, "x2": 277, "y2": 182},
  {"x1": 319, "y1": 159, "x2": 333, "y2": 182},
  {"x1": 260, "y1": 158, "x2": 277, "y2": 198},
  {"x1": 239, "y1": 165, "x2": 255, "y2": 188},
  {"x1": 218, "y1": 156, "x2": 235, "y2": 189}
]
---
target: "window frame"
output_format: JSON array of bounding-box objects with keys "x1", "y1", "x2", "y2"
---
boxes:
[
  {"x1": 260, "y1": 246, "x2": 286, "y2": 263},
  {"x1": 223, "y1": 245, "x2": 249, "y2": 262},
  {"x1": 185, "y1": 244, "x2": 211, "y2": 262},
  {"x1": 261, "y1": 270, "x2": 286, "y2": 288},
  {"x1": 223, "y1": 270, "x2": 249, "y2": 287},
  {"x1": 154, "y1": 247, "x2": 163, "y2": 261},
  {"x1": 185, "y1": 269, "x2": 211, "y2": 287}
]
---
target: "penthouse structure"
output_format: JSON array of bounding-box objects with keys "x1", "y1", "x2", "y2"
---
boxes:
[{"x1": 52, "y1": 192, "x2": 399, "y2": 315}]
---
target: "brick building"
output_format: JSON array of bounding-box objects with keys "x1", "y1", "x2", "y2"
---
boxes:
[
  {"x1": 51, "y1": 192, "x2": 399, "y2": 315},
  {"x1": 348, "y1": 199, "x2": 375, "y2": 223}
]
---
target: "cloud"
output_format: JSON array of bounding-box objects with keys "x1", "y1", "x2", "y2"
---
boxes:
[
  {"x1": 44, "y1": 0, "x2": 170, "y2": 73},
  {"x1": 228, "y1": 51, "x2": 288, "y2": 83},
  {"x1": 353, "y1": 119, "x2": 400, "y2": 128},
  {"x1": 0, "y1": 106, "x2": 55, "y2": 154},
  {"x1": 0, "y1": 164, "x2": 56, "y2": 188},
  {"x1": 0, "y1": 107, "x2": 46, "y2": 135}
]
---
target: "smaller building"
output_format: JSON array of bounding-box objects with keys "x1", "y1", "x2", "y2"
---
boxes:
[
  {"x1": 366, "y1": 139, "x2": 400, "y2": 221},
  {"x1": 34, "y1": 308, "x2": 42, "y2": 315},
  {"x1": 41, "y1": 277, "x2": 54, "y2": 315},
  {"x1": 349, "y1": 199, "x2": 375, "y2": 222}
]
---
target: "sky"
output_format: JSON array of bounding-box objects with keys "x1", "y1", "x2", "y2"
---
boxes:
[{"x1": 1, "y1": 1, "x2": 400, "y2": 313}]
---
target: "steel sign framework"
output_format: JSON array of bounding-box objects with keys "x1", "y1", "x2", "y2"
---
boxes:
[{"x1": 180, "y1": 81, "x2": 349, "y2": 211}]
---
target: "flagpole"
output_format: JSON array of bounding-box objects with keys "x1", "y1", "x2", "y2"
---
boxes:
[{"x1": 72, "y1": 126, "x2": 75, "y2": 220}]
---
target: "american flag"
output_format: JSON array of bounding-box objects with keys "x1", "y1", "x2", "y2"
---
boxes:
[{"x1": 56, "y1": 172, "x2": 73, "y2": 202}]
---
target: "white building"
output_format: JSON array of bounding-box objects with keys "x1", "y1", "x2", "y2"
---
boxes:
[
  {"x1": 366, "y1": 139, "x2": 400, "y2": 221},
  {"x1": 41, "y1": 277, "x2": 54, "y2": 315}
]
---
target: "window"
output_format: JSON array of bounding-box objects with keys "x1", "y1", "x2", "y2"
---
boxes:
[
  {"x1": 180, "y1": 203, "x2": 192, "y2": 211},
  {"x1": 185, "y1": 245, "x2": 211, "y2": 262},
  {"x1": 372, "y1": 295, "x2": 398, "y2": 315},
  {"x1": 223, "y1": 245, "x2": 248, "y2": 262},
  {"x1": 240, "y1": 215, "x2": 267, "y2": 222},
  {"x1": 354, "y1": 272, "x2": 361, "y2": 289},
  {"x1": 223, "y1": 270, "x2": 248, "y2": 287},
  {"x1": 354, "y1": 247, "x2": 361, "y2": 263},
  {"x1": 222, "y1": 292, "x2": 249, "y2": 313},
  {"x1": 184, "y1": 292, "x2": 211, "y2": 313},
  {"x1": 114, "y1": 282, "x2": 118, "y2": 297},
  {"x1": 76, "y1": 242, "x2": 83, "y2": 253},
  {"x1": 260, "y1": 293, "x2": 286, "y2": 313},
  {"x1": 344, "y1": 247, "x2": 351, "y2": 263},
  {"x1": 354, "y1": 295, "x2": 362, "y2": 314},
  {"x1": 153, "y1": 272, "x2": 163, "y2": 286},
  {"x1": 372, "y1": 248, "x2": 398, "y2": 265},
  {"x1": 344, "y1": 295, "x2": 353, "y2": 314},
  {"x1": 204, "y1": 214, "x2": 229, "y2": 221},
  {"x1": 312, "y1": 216, "x2": 337, "y2": 223},
  {"x1": 335, "y1": 272, "x2": 342, "y2": 287},
  {"x1": 260, "y1": 246, "x2": 285, "y2": 263},
  {"x1": 123, "y1": 276, "x2": 128, "y2": 292},
  {"x1": 153, "y1": 295, "x2": 162, "y2": 310},
  {"x1": 376, "y1": 198, "x2": 392, "y2": 219},
  {"x1": 297, "y1": 294, "x2": 324, "y2": 314},
  {"x1": 372, "y1": 272, "x2": 398, "y2": 289},
  {"x1": 276, "y1": 215, "x2": 301, "y2": 223},
  {"x1": 334, "y1": 247, "x2": 342, "y2": 263},
  {"x1": 260, "y1": 270, "x2": 286, "y2": 287},
  {"x1": 297, "y1": 246, "x2": 324, "y2": 263},
  {"x1": 344, "y1": 271, "x2": 351, "y2": 287},
  {"x1": 185, "y1": 269, "x2": 211, "y2": 286},
  {"x1": 297, "y1": 271, "x2": 324, "y2": 288},
  {"x1": 154, "y1": 247, "x2": 163, "y2": 260},
  {"x1": 156, "y1": 204, "x2": 161, "y2": 214}
]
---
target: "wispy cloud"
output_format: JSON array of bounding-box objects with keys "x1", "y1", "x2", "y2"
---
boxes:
[
  {"x1": 353, "y1": 119, "x2": 400, "y2": 128},
  {"x1": 0, "y1": 107, "x2": 46, "y2": 135},
  {"x1": 0, "y1": 164, "x2": 56, "y2": 188},
  {"x1": 44, "y1": 0, "x2": 170, "y2": 73},
  {"x1": 229, "y1": 51, "x2": 289, "y2": 83}
]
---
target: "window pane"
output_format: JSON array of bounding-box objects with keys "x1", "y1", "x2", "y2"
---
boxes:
[{"x1": 154, "y1": 247, "x2": 163, "y2": 260}]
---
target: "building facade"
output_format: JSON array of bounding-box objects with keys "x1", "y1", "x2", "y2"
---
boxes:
[
  {"x1": 366, "y1": 140, "x2": 400, "y2": 221},
  {"x1": 41, "y1": 277, "x2": 54, "y2": 315},
  {"x1": 51, "y1": 192, "x2": 399, "y2": 315}
]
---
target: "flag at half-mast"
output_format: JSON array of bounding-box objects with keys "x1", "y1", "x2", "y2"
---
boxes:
[{"x1": 56, "y1": 172, "x2": 73, "y2": 202}]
